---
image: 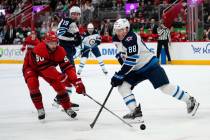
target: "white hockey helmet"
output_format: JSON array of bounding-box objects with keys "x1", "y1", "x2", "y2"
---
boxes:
[
  {"x1": 113, "y1": 18, "x2": 130, "y2": 34},
  {"x1": 87, "y1": 23, "x2": 94, "y2": 34},
  {"x1": 70, "y1": 6, "x2": 81, "y2": 15}
]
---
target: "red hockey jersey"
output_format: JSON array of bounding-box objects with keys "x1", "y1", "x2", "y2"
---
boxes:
[{"x1": 23, "y1": 41, "x2": 78, "y2": 83}]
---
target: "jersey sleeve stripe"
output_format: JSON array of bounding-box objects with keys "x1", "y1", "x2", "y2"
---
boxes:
[
  {"x1": 127, "y1": 54, "x2": 140, "y2": 59},
  {"x1": 57, "y1": 31, "x2": 66, "y2": 36},
  {"x1": 126, "y1": 57, "x2": 137, "y2": 62},
  {"x1": 58, "y1": 27, "x2": 69, "y2": 30},
  {"x1": 124, "y1": 61, "x2": 136, "y2": 66}
]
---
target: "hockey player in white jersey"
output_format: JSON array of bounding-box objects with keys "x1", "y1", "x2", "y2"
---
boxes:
[
  {"x1": 111, "y1": 18, "x2": 199, "y2": 120},
  {"x1": 77, "y1": 23, "x2": 108, "y2": 75}
]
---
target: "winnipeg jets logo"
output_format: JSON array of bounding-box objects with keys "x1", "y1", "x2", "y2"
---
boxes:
[
  {"x1": 126, "y1": 36, "x2": 132, "y2": 42},
  {"x1": 89, "y1": 39, "x2": 95, "y2": 46}
]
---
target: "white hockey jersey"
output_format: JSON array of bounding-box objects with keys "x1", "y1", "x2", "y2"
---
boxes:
[
  {"x1": 82, "y1": 30, "x2": 101, "y2": 48},
  {"x1": 113, "y1": 31, "x2": 158, "y2": 75}
]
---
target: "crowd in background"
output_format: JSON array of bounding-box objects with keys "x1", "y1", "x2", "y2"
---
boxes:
[{"x1": 0, "y1": 0, "x2": 210, "y2": 45}]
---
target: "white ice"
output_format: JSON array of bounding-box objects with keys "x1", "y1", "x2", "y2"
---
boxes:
[{"x1": 0, "y1": 64, "x2": 210, "y2": 140}]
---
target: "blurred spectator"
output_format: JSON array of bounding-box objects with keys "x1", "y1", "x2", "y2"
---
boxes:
[
  {"x1": 81, "y1": 0, "x2": 94, "y2": 25},
  {"x1": 180, "y1": 30, "x2": 187, "y2": 42},
  {"x1": 116, "y1": 0, "x2": 123, "y2": 10},
  {"x1": 0, "y1": 28, "x2": 3, "y2": 44},
  {"x1": 40, "y1": 22, "x2": 49, "y2": 39},
  {"x1": 0, "y1": 0, "x2": 208, "y2": 43},
  {"x1": 100, "y1": 19, "x2": 112, "y2": 36},
  {"x1": 0, "y1": 12, "x2": 6, "y2": 29},
  {"x1": 0, "y1": 2, "x2": 3, "y2": 9},
  {"x1": 170, "y1": 26, "x2": 177, "y2": 42},
  {"x1": 14, "y1": 3, "x2": 22, "y2": 15},
  {"x1": 206, "y1": 27, "x2": 210, "y2": 41},
  {"x1": 92, "y1": 0, "x2": 99, "y2": 19},
  {"x1": 50, "y1": 0, "x2": 58, "y2": 12},
  {"x1": 149, "y1": 18, "x2": 158, "y2": 34},
  {"x1": 101, "y1": 31, "x2": 112, "y2": 43},
  {"x1": 1, "y1": 25, "x2": 7, "y2": 44},
  {"x1": 147, "y1": 28, "x2": 158, "y2": 42},
  {"x1": 5, "y1": 25, "x2": 16, "y2": 44},
  {"x1": 205, "y1": 15, "x2": 210, "y2": 27},
  {"x1": 13, "y1": 32, "x2": 22, "y2": 44},
  {"x1": 139, "y1": 28, "x2": 148, "y2": 41}
]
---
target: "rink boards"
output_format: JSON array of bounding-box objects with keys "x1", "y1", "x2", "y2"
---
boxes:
[{"x1": 0, "y1": 42, "x2": 210, "y2": 65}]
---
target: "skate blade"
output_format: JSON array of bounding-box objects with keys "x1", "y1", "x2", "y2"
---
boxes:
[
  {"x1": 72, "y1": 107, "x2": 79, "y2": 111},
  {"x1": 39, "y1": 119, "x2": 46, "y2": 123},
  {"x1": 191, "y1": 102, "x2": 200, "y2": 116},
  {"x1": 61, "y1": 107, "x2": 79, "y2": 112},
  {"x1": 125, "y1": 117, "x2": 145, "y2": 124}
]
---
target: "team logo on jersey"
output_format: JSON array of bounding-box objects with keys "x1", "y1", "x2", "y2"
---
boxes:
[
  {"x1": 125, "y1": 36, "x2": 133, "y2": 42},
  {"x1": 89, "y1": 39, "x2": 95, "y2": 46}
]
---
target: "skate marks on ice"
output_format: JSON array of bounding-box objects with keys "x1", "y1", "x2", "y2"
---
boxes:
[{"x1": 0, "y1": 65, "x2": 210, "y2": 140}]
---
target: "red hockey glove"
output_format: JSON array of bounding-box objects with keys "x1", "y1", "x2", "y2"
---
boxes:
[
  {"x1": 21, "y1": 45, "x2": 26, "y2": 52},
  {"x1": 74, "y1": 78, "x2": 86, "y2": 95}
]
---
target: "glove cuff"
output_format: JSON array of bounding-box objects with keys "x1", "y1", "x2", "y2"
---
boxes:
[{"x1": 114, "y1": 73, "x2": 124, "y2": 80}]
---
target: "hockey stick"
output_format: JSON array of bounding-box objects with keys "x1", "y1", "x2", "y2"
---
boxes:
[
  {"x1": 86, "y1": 94, "x2": 132, "y2": 128},
  {"x1": 74, "y1": 46, "x2": 93, "y2": 59},
  {"x1": 90, "y1": 86, "x2": 114, "y2": 129},
  {"x1": 74, "y1": 48, "x2": 90, "y2": 59}
]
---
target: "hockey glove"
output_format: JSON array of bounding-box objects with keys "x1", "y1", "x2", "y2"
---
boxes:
[
  {"x1": 111, "y1": 73, "x2": 124, "y2": 87},
  {"x1": 21, "y1": 45, "x2": 26, "y2": 52},
  {"x1": 74, "y1": 78, "x2": 86, "y2": 95}
]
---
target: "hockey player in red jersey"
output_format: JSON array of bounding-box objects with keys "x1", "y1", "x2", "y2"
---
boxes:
[
  {"x1": 22, "y1": 31, "x2": 86, "y2": 120},
  {"x1": 21, "y1": 31, "x2": 40, "y2": 52}
]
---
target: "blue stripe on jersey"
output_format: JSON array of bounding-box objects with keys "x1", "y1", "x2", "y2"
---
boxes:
[
  {"x1": 58, "y1": 29, "x2": 66, "y2": 32},
  {"x1": 173, "y1": 86, "x2": 180, "y2": 97},
  {"x1": 126, "y1": 99, "x2": 136, "y2": 105},
  {"x1": 123, "y1": 94, "x2": 134, "y2": 100},
  {"x1": 58, "y1": 27, "x2": 68, "y2": 30},
  {"x1": 178, "y1": 91, "x2": 185, "y2": 100},
  {"x1": 124, "y1": 61, "x2": 137, "y2": 66},
  {"x1": 127, "y1": 54, "x2": 140, "y2": 59},
  {"x1": 57, "y1": 31, "x2": 66, "y2": 36},
  {"x1": 126, "y1": 57, "x2": 136, "y2": 62}
]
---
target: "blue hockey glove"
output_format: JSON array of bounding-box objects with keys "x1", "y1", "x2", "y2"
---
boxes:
[{"x1": 111, "y1": 73, "x2": 124, "y2": 87}]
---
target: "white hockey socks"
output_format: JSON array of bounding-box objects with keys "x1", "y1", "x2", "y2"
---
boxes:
[
  {"x1": 77, "y1": 57, "x2": 87, "y2": 75},
  {"x1": 97, "y1": 56, "x2": 107, "y2": 73},
  {"x1": 159, "y1": 84, "x2": 190, "y2": 103},
  {"x1": 118, "y1": 82, "x2": 137, "y2": 112}
]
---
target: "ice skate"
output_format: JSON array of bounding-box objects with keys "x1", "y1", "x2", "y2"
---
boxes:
[
  {"x1": 37, "y1": 108, "x2": 45, "y2": 120},
  {"x1": 186, "y1": 96, "x2": 200, "y2": 116},
  {"x1": 77, "y1": 69, "x2": 82, "y2": 75},
  {"x1": 102, "y1": 68, "x2": 108, "y2": 75},
  {"x1": 123, "y1": 104, "x2": 144, "y2": 123},
  {"x1": 52, "y1": 97, "x2": 79, "y2": 111},
  {"x1": 64, "y1": 108, "x2": 77, "y2": 118}
]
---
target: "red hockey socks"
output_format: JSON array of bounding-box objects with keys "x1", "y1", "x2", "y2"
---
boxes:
[
  {"x1": 56, "y1": 92, "x2": 71, "y2": 110},
  {"x1": 30, "y1": 92, "x2": 43, "y2": 110}
]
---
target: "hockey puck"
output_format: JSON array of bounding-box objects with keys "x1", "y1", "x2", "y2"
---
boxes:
[{"x1": 140, "y1": 124, "x2": 146, "y2": 130}]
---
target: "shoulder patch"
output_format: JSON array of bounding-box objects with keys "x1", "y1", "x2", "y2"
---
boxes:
[{"x1": 125, "y1": 36, "x2": 133, "y2": 42}]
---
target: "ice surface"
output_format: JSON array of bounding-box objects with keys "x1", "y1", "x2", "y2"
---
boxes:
[{"x1": 0, "y1": 64, "x2": 210, "y2": 140}]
